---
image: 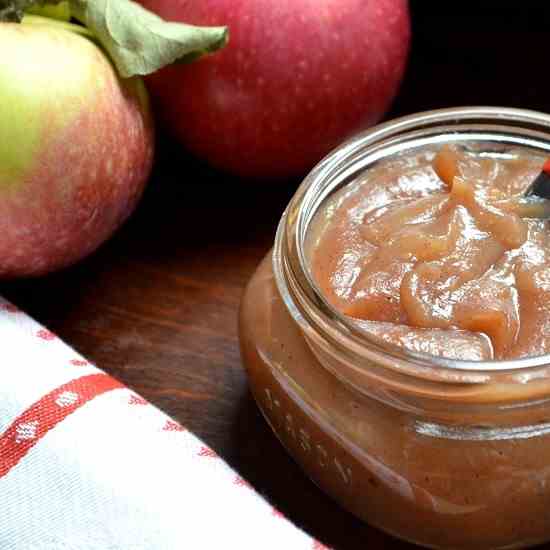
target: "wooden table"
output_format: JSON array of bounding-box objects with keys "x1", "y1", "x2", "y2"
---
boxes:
[{"x1": 5, "y1": 7, "x2": 550, "y2": 549}]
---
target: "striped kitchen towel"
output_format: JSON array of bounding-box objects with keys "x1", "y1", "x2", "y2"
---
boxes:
[{"x1": 0, "y1": 298, "x2": 325, "y2": 550}]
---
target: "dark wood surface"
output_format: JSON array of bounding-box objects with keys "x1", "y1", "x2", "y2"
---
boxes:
[{"x1": 5, "y1": 6, "x2": 550, "y2": 549}]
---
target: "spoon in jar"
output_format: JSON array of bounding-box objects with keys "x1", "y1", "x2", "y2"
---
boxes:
[
  {"x1": 515, "y1": 158, "x2": 550, "y2": 218},
  {"x1": 524, "y1": 159, "x2": 550, "y2": 199}
]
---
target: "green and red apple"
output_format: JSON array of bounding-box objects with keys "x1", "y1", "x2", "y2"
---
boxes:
[
  {"x1": 0, "y1": 18, "x2": 153, "y2": 277},
  {"x1": 0, "y1": 2, "x2": 227, "y2": 277}
]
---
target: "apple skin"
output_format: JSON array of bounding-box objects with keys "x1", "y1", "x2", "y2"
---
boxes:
[
  {"x1": 0, "y1": 20, "x2": 154, "y2": 277},
  {"x1": 139, "y1": 0, "x2": 410, "y2": 180}
]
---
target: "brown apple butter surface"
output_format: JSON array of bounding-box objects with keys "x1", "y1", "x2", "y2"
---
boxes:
[{"x1": 308, "y1": 145, "x2": 550, "y2": 360}]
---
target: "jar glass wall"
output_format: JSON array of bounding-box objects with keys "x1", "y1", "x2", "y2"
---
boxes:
[{"x1": 239, "y1": 108, "x2": 550, "y2": 549}]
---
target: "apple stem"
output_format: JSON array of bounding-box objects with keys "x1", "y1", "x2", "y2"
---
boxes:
[{"x1": 22, "y1": 14, "x2": 97, "y2": 42}]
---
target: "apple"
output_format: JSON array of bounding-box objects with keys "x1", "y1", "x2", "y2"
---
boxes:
[
  {"x1": 139, "y1": 0, "x2": 410, "y2": 180},
  {"x1": 0, "y1": 17, "x2": 154, "y2": 277}
]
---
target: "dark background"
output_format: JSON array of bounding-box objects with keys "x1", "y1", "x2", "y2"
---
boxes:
[{"x1": 5, "y1": 4, "x2": 550, "y2": 549}]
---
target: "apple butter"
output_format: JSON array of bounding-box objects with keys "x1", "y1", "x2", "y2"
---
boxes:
[
  {"x1": 239, "y1": 108, "x2": 550, "y2": 548},
  {"x1": 308, "y1": 144, "x2": 550, "y2": 360}
]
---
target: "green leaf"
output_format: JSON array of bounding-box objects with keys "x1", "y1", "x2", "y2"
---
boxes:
[
  {"x1": 0, "y1": 0, "x2": 228, "y2": 79},
  {"x1": 69, "y1": 0, "x2": 228, "y2": 78}
]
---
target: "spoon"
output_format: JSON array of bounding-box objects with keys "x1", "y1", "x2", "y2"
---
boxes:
[{"x1": 524, "y1": 159, "x2": 550, "y2": 200}]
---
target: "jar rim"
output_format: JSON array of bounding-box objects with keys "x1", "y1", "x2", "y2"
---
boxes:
[{"x1": 274, "y1": 106, "x2": 550, "y2": 387}]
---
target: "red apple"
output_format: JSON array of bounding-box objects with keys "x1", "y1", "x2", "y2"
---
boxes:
[
  {"x1": 0, "y1": 18, "x2": 154, "y2": 277},
  {"x1": 139, "y1": 0, "x2": 410, "y2": 180}
]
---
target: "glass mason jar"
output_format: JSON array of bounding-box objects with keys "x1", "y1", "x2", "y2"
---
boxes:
[{"x1": 238, "y1": 107, "x2": 550, "y2": 549}]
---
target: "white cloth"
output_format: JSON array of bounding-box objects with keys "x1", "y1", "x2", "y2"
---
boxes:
[{"x1": 0, "y1": 298, "x2": 322, "y2": 550}]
